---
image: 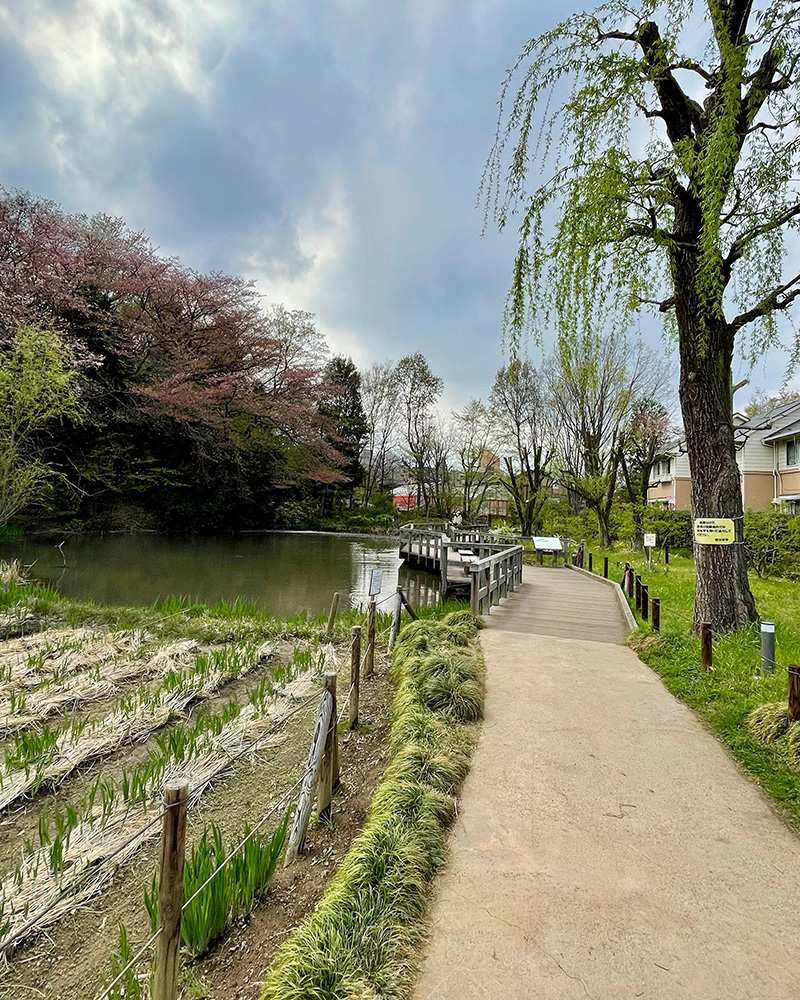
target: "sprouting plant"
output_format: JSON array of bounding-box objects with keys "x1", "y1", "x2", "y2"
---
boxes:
[{"x1": 106, "y1": 923, "x2": 144, "y2": 1000}]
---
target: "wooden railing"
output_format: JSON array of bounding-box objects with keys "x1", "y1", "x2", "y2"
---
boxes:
[
  {"x1": 467, "y1": 545, "x2": 524, "y2": 615},
  {"x1": 399, "y1": 524, "x2": 524, "y2": 612}
]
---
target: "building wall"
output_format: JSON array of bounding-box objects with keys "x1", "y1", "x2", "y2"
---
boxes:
[
  {"x1": 776, "y1": 438, "x2": 800, "y2": 473},
  {"x1": 674, "y1": 478, "x2": 692, "y2": 510},
  {"x1": 778, "y1": 469, "x2": 800, "y2": 494},
  {"x1": 648, "y1": 481, "x2": 674, "y2": 502},
  {"x1": 742, "y1": 471, "x2": 775, "y2": 511},
  {"x1": 738, "y1": 438, "x2": 775, "y2": 473}
]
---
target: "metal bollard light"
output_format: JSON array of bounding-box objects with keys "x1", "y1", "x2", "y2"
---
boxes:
[{"x1": 761, "y1": 621, "x2": 775, "y2": 675}]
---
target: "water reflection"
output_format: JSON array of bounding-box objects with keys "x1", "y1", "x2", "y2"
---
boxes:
[{"x1": 0, "y1": 532, "x2": 442, "y2": 616}]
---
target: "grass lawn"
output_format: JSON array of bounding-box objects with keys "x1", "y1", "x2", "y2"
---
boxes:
[{"x1": 583, "y1": 544, "x2": 800, "y2": 828}]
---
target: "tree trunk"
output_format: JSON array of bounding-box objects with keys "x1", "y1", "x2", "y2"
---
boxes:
[
  {"x1": 676, "y1": 272, "x2": 757, "y2": 631},
  {"x1": 596, "y1": 504, "x2": 612, "y2": 548}
]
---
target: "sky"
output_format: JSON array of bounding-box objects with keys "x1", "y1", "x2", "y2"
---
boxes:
[{"x1": 0, "y1": 0, "x2": 793, "y2": 415}]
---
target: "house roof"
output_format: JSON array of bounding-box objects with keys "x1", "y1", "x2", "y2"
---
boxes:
[
  {"x1": 738, "y1": 399, "x2": 800, "y2": 442},
  {"x1": 660, "y1": 399, "x2": 800, "y2": 455}
]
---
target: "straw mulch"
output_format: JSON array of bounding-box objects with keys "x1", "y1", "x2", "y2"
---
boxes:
[
  {"x1": 0, "y1": 671, "x2": 315, "y2": 955},
  {"x1": 0, "y1": 641, "x2": 269, "y2": 811},
  {"x1": 0, "y1": 638, "x2": 198, "y2": 735}
]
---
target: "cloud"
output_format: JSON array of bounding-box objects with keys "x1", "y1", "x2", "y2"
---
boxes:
[{"x1": 0, "y1": 0, "x2": 792, "y2": 410}]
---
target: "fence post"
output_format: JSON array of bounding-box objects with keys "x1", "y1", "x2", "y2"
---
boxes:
[
  {"x1": 642, "y1": 584, "x2": 649, "y2": 622},
  {"x1": 365, "y1": 597, "x2": 376, "y2": 677},
  {"x1": 623, "y1": 562, "x2": 631, "y2": 596},
  {"x1": 349, "y1": 626, "x2": 361, "y2": 730},
  {"x1": 317, "y1": 672, "x2": 339, "y2": 819},
  {"x1": 470, "y1": 565, "x2": 479, "y2": 616},
  {"x1": 789, "y1": 665, "x2": 800, "y2": 722},
  {"x1": 761, "y1": 621, "x2": 775, "y2": 675},
  {"x1": 285, "y1": 683, "x2": 335, "y2": 865},
  {"x1": 652, "y1": 598, "x2": 660, "y2": 633},
  {"x1": 664, "y1": 544, "x2": 670, "y2": 565},
  {"x1": 700, "y1": 622, "x2": 713, "y2": 671},
  {"x1": 588, "y1": 552, "x2": 593, "y2": 573},
  {"x1": 152, "y1": 780, "x2": 189, "y2": 1000},
  {"x1": 388, "y1": 586, "x2": 403, "y2": 651},
  {"x1": 399, "y1": 588, "x2": 418, "y2": 620},
  {"x1": 326, "y1": 592, "x2": 340, "y2": 638},
  {"x1": 603, "y1": 556, "x2": 608, "y2": 579},
  {"x1": 635, "y1": 575, "x2": 642, "y2": 612}
]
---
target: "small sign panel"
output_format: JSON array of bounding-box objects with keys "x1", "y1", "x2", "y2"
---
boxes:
[
  {"x1": 693, "y1": 518, "x2": 735, "y2": 545},
  {"x1": 368, "y1": 568, "x2": 383, "y2": 596},
  {"x1": 644, "y1": 533, "x2": 657, "y2": 549},
  {"x1": 532, "y1": 536, "x2": 563, "y2": 552}
]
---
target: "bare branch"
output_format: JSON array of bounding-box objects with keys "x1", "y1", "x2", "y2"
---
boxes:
[{"x1": 730, "y1": 272, "x2": 800, "y2": 331}]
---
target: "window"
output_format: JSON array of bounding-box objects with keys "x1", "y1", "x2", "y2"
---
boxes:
[{"x1": 788, "y1": 439, "x2": 798, "y2": 467}]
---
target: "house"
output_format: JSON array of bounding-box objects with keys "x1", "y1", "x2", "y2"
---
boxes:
[
  {"x1": 391, "y1": 486, "x2": 417, "y2": 511},
  {"x1": 648, "y1": 400, "x2": 800, "y2": 512}
]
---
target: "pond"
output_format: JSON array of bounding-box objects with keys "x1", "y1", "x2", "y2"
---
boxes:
[{"x1": 0, "y1": 532, "x2": 441, "y2": 616}]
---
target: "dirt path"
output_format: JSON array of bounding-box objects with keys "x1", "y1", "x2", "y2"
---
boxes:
[{"x1": 414, "y1": 617, "x2": 800, "y2": 998}]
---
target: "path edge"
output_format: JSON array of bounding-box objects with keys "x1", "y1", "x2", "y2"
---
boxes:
[{"x1": 568, "y1": 564, "x2": 636, "y2": 632}]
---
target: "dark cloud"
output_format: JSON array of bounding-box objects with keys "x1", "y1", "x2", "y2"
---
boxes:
[{"x1": 4, "y1": 0, "x2": 781, "y2": 403}]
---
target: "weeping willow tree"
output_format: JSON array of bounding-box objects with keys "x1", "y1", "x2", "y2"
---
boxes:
[{"x1": 484, "y1": 0, "x2": 800, "y2": 631}]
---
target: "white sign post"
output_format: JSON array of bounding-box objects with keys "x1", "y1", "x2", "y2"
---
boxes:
[
  {"x1": 644, "y1": 532, "x2": 657, "y2": 570},
  {"x1": 368, "y1": 568, "x2": 383, "y2": 597}
]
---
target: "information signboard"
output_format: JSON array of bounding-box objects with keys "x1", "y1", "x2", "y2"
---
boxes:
[
  {"x1": 368, "y1": 568, "x2": 383, "y2": 596},
  {"x1": 644, "y1": 532, "x2": 657, "y2": 549},
  {"x1": 693, "y1": 518, "x2": 735, "y2": 545},
  {"x1": 532, "y1": 536, "x2": 563, "y2": 552}
]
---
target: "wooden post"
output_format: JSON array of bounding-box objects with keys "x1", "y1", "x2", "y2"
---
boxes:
[
  {"x1": 664, "y1": 544, "x2": 670, "y2": 565},
  {"x1": 761, "y1": 621, "x2": 775, "y2": 675},
  {"x1": 652, "y1": 598, "x2": 660, "y2": 633},
  {"x1": 349, "y1": 626, "x2": 361, "y2": 729},
  {"x1": 635, "y1": 575, "x2": 642, "y2": 612},
  {"x1": 365, "y1": 597, "x2": 376, "y2": 677},
  {"x1": 588, "y1": 552, "x2": 593, "y2": 573},
  {"x1": 285, "y1": 685, "x2": 335, "y2": 865},
  {"x1": 623, "y1": 562, "x2": 632, "y2": 596},
  {"x1": 388, "y1": 586, "x2": 403, "y2": 651},
  {"x1": 326, "y1": 592, "x2": 340, "y2": 638},
  {"x1": 641, "y1": 584, "x2": 649, "y2": 622},
  {"x1": 152, "y1": 780, "x2": 189, "y2": 1000},
  {"x1": 317, "y1": 672, "x2": 339, "y2": 819},
  {"x1": 399, "y1": 589, "x2": 418, "y2": 620},
  {"x1": 788, "y1": 666, "x2": 800, "y2": 722},
  {"x1": 700, "y1": 622, "x2": 713, "y2": 671},
  {"x1": 603, "y1": 555, "x2": 609, "y2": 579}
]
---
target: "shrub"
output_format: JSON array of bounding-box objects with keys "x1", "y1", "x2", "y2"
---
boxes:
[{"x1": 261, "y1": 615, "x2": 484, "y2": 1000}]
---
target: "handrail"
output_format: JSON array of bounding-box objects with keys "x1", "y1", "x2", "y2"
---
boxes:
[
  {"x1": 468, "y1": 545, "x2": 524, "y2": 616},
  {"x1": 398, "y1": 525, "x2": 525, "y2": 614}
]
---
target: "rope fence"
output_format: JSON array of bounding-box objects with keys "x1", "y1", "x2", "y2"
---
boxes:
[{"x1": 89, "y1": 606, "x2": 390, "y2": 1000}]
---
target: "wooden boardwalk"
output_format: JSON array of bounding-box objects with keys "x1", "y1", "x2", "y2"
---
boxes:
[{"x1": 482, "y1": 564, "x2": 630, "y2": 644}]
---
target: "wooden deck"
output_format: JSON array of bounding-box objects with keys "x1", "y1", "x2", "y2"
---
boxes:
[{"x1": 482, "y1": 564, "x2": 629, "y2": 644}]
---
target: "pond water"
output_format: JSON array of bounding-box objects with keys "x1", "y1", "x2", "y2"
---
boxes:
[{"x1": 0, "y1": 532, "x2": 441, "y2": 616}]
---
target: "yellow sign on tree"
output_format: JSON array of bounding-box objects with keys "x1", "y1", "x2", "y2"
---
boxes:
[{"x1": 693, "y1": 518, "x2": 735, "y2": 546}]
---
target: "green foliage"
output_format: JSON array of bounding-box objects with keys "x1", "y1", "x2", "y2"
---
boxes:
[
  {"x1": 0, "y1": 323, "x2": 84, "y2": 527},
  {"x1": 146, "y1": 814, "x2": 289, "y2": 957},
  {"x1": 261, "y1": 615, "x2": 483, "y2": 1000},
  {"x1": 105, "y1": 923, "x2": 144, "y2": 1000},
  {"x1": 642, "y1": 507, "x2": 693, "y2": 550},
  {"x1": 743, "y1": 511, "x2": 800, "y2": 579}
]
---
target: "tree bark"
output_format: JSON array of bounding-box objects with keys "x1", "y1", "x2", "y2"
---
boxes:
[{"x1": 675, "y1": 245, "x2": 757, "y2": 630}]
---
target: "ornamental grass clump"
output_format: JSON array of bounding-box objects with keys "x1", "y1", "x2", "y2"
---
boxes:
[{"x1": 261, "y1": 612, "x2": 484, "y2": 1000}]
